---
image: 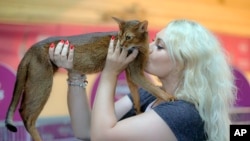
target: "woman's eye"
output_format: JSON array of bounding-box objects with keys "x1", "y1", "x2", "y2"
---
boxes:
[{"x1": 156, "y1": 45, "x2": 164, "y2": 49}]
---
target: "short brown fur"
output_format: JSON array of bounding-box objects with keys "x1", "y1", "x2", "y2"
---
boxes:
[{"x1": 5, "y1": 17, "x2": 175, "y2": 141}]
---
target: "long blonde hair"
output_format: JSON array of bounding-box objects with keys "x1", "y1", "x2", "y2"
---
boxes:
[{"x1": 162, "y1": 19, "x2": 236, "y2": 141}]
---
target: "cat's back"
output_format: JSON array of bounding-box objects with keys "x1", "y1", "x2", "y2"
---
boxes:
[
  {"x1": 34, "y1": 31, "x2": 117, "y2": 47},
  {"x1": 67, "y1": 31, "x2": 117, "y2": 45}
]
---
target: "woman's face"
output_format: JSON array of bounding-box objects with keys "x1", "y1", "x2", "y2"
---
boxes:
[{"x1": 145, "y1": 29, "x2": 176, "y2": 79}]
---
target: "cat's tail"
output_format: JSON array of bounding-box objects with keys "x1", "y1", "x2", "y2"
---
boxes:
[{"x1": 5, "y1": 51, "x2": 32, "y2": 132}]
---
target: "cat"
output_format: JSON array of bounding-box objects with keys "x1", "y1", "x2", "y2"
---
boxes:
[{"x1": 5, "y1": 17, "x2": 175, "y2": 141}]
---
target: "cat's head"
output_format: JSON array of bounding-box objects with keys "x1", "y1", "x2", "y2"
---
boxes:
[{"x1": 112, "y1": 17, "x2": 149, "y2": 53}]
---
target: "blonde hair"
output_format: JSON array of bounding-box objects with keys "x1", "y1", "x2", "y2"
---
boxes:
[{"x1": 162, "y1": 19, "x2": 236, "y2": 141}]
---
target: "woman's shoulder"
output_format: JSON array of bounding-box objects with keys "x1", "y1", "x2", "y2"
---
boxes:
[
  {"x1": 128, "y1": 88, "x2": 157, "y2": 110},
  {"x1": 153, "y1": 100, "x2": 207, "y2": 141},
  {"x1": 153, "y1": 100, "x2": 201, "y2": 122}
]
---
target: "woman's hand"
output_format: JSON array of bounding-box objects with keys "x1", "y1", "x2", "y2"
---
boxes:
[
  {"x1": 103, "y1": 36, "x2": 139, "y2": 76},
  {"x1": 49, "y1": 40, "x2": 74, "y2": 70}
]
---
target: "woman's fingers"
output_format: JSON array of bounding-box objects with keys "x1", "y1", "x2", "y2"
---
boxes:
[
  {"x1": 125, "y1": 49, "x2": 138, "y2": 64},
  {"x1": 107, "y1": 35, "x2": 138, "y2": 63},
  {"x1": 68, "y1": 45, "x2": 74, "y2": 62},
  {"x1": 114, "y1": 40, "x2": 120, "y2": 54},
  {"x1": 108, "y1": 36, "x2": 115, "y2": 54},
  {"x1": 120, "y1": 47, "x2": 128, "y2": 58},
  {"x1": 53, "y1": 40, "x2": 64, "y2": 66},
  {"x1": 64, "y1": 44, "x2": 74, "y2": 69},
  {"x1": 60, "y1": 40, "x2": 70, "y2": 63},
  {"x1": 48, "y1": 40, "x2": 74, "y2": 70},
  {"x1": 49, "y1": 43, "x2": 55, "y2": 61}
]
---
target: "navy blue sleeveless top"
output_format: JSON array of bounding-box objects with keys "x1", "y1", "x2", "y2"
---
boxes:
[{"x1": 120, "y1": 88, "x2": 207, "y2": 141}]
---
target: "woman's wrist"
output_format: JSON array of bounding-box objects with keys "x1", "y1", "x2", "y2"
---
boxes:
[
  {"x1": 68, "y1": 70, "x2": 86, "y2": 79},
  {"x1": 102, "y1": 68, "x2": 120, "y2": 78},
  {"x1": 67, "y1": 70, "x2": 88, "y2": 88}
]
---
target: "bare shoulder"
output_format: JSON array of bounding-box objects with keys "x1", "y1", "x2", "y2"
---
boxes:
[{"x1": 106, "y1": 110, "x2": 177, "y2": 141}]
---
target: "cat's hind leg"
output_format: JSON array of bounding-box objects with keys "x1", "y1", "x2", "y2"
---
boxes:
[
  {"x1": 19, "y1": 66, "x2": 54, "y2": 141},
  {"x1": 19, "y1": 77, "x2": 53, "y2": 141}
]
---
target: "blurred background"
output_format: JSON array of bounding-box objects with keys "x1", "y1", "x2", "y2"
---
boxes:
[{"x1": 0, "y1": 0, "x2": 249, "y2": 140}]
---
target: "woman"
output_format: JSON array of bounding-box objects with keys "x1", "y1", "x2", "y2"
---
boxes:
[{"x1": 49, "y1": 19, "x2": 236, "y2": 141}]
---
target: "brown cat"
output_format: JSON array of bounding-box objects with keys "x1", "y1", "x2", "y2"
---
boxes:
[{"x1": 5, "y1": 17, "x2": 175, "y2": 141}]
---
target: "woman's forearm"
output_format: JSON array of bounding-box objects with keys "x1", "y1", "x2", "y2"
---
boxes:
[
  {"x1": 90, "y1": 38, "x2": 138, "y2": 140},
  {"x1": 67, "y1": 73, "x2": 91, "y2": 140},
  {"x1": 91, "y1": 71, "x2": 118, "y2": 140},
  {"x1": 67, "y1": 73, "x2": 133, "y2": 141}
]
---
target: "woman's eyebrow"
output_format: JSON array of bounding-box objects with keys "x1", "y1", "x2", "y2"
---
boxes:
[
  {"x1": 156, "y1": 37, "x2": 163, "y2": 42},
  {"x1": 155, "y1": 33, "x2": 161, "y2": 39}
]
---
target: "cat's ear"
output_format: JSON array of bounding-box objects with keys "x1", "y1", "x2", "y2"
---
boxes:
[
  {"x1": 138, "y1": 20, "x2": 148, "y2": 32},
  {"x1": 112, "y1": 17, "x2": 125, "y2": 29}
]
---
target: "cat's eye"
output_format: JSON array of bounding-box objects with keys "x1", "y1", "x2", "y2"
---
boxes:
[{"x1": 126, "y1": 36, "x2": 131, "y2": 40}]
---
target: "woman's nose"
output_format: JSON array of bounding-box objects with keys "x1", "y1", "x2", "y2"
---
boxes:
[{"x1": 149, "y1": 48, "x2": 153, "y2": 54}]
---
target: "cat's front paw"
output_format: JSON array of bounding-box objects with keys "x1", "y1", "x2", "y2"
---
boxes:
[{"x1": 167, "y1": 95, "x2": 177, "y2": 102}]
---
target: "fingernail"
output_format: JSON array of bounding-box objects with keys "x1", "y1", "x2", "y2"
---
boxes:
[
  {"x1": 50, "y1": 43, "x2": 55, "y2": 48},
  {"x1": 70, "y1": 45, "x2": 74, "y2": 50},
  {"x1": 65, "y1": 40, "x2": 69, "y2": 45},
  {"x1": 60, "y1": 40, "x2": 64, "y2": 43},
  {"x1": 111, "y1": 36, "x2": 115, "y2": 40}
]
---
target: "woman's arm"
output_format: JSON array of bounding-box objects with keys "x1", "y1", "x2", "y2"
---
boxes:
[
  {"x1": 67, "y1": 72, "x2": 91, "y2": 140},
  {"x1": 91, "y1": 37, "x2": 139, "y2": 140},
  {"x1": 49, "y1": 40, "x2": 134, "y2": 140},
  {"x1": 49, "y1": 41, "x2": 91, "y2": 140}
]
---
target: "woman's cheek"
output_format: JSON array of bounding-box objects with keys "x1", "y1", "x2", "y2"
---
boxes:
[
  {"x1": 145, "y1": 52, "x2": 159, "y2": 73},
  {"x1": 144, "y1": 62, "x2": 150, "y2": 73},
  {"x1": 145, "y1": 60, "x2": 156, "y2": 75}
]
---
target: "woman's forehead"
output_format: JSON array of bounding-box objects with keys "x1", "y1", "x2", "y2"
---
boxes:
[{"x1": 156, "y1": 29, "x2": 166, "y2": 39}]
